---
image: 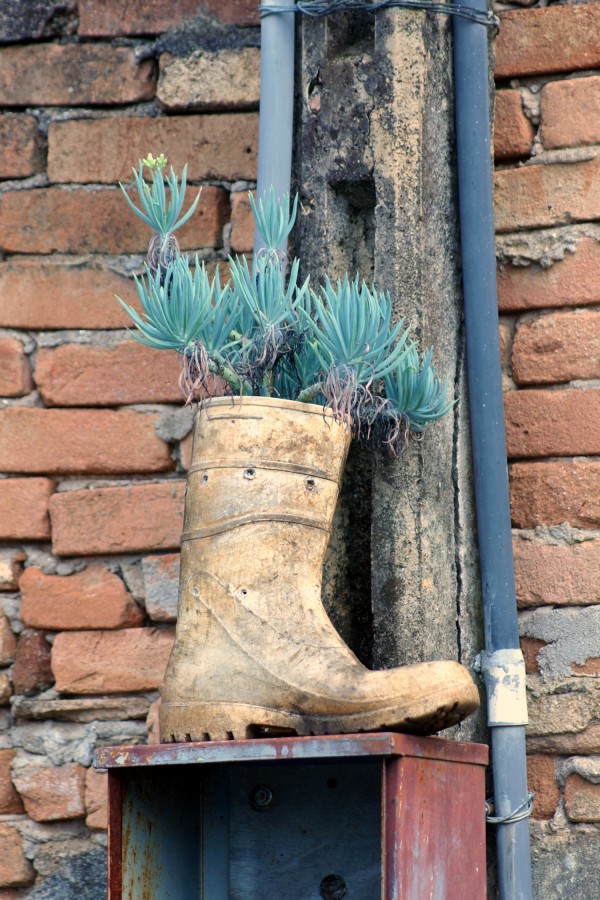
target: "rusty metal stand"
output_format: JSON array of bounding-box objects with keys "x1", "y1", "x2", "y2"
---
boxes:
[{"x1": 95, "y1": 732, "x2": 488, "y2": 899}]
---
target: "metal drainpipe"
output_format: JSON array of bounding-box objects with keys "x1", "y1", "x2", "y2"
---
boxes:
[
  {"x1": 453, "y1": 3, "x2": 533, "y2": 898},
  {"x1": 254, "y1": 0, "x2": 296, "y2": 257}
]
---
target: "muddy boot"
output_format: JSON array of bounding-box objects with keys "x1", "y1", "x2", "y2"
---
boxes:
[{"x1": 159, "y1": 396, "x2": 479, "y2": 742}]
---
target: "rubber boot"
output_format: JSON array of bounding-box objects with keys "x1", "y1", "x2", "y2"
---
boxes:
[{"x1": 159, "y1": 396, "x2": 479, "y2": 742}]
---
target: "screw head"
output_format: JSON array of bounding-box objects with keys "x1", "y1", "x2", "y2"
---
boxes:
[
  {"x1": 250, "y1": 784, "x2": 274, "y2": 810},
  {"x1": 320, "y1": 874, "x2": 347, "y2": 899}
]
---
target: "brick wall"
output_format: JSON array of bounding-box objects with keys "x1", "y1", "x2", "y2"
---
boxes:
[
  {"x1": 495, "y1": 1, "x2": 600, "y2": 893},
  {"x1": 1, "y1": 0, "x2": 599, "y2": 896},
  {"x1": 0, "y1": 2, "x2": 259, "y2": 894}
]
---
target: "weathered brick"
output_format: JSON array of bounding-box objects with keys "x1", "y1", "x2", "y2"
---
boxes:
[
  {"x1": 49, "y1": 482, "x2": 185, "y2": 556},
  {"x1": 0, "y1": 478, "x2": 55, "y2": 540},
  {"x1": 0, "y1": 338, "x2": 32, "y2": 397},
  {"x1": 528, "y1": 725, "x2": 600, "y2": 756},
  {"x1": 52, "y1": 627, "x2": 174, "y2": 693},
  {"x1": 0, "y1": 114, "x2": 42, "y2": 179},
  {"x1": 510, "y1": 460, "x2": 600, "y2": 529},
  {"x1": 527, "y1": 676, "x2": 600, "y2": 740},
  {"x1": 540, "y1": 76, "x2": 600, "y2": 150},
  {"x1": 527, "y1": 755, "x2": 559, "y2": 819},
  {"x1": 147, "y1": 697, "x2": 161, "y2": 743},
  {"x1": 0, "y1": 0, "x2": 78, "y2": 42},
  {"x1": 0, "y1": 750, "x2": 23, "y2": 815},
  {"x1": 48, "y1": 114, "x2": 258, "y2": 183},
  {"x1": 0, "y1": 44, "x2": 154, "y2": 106},
  {"x1": 0, "y1": 186, "x2": 228, "y2": 254},
  {"x1": 505, "y1": 389, "x2": 600, "y2": 458},
  {"x1": 494, "y1": 90, "x2": 534, "y2": 161},
  {"x1": 0, "y1": 673, "x2": 9, "y2": 705},
  {"x1": 20, "y1": 565, "x2": 144, "y2": 631},
  {"x1": 12, "y1": 630, "x2": 54, "y2": 695},
  {"x1": 514, "y1": 539, "x2": 600, "y2": 608},
  {"x1": 495, "y1": 5, "x2": 600, "y2": 79},
  {"x1": 11, "y1": 757, "x2": 86, "y2": 822},
  {"x1": 565, "y1": 774, "x2": 600, "y2": 823},
  {"x1": 512, "y1": 310, "x2": 600, "y2": 385},
  {"x1": 0, "y1": 825, "x2": 34, "y2": 888},
  {"x1": 230, "y1": 190, "x2": 255, "y2": 253},
  {"x1": 0, "y1": 612, "x2": 16, "y2": 665},
  {"x1": 158, "y1": 48, "x2": 260, "y2": 112},
  {"x1": 0, "y1": 549, "x2": 25, "y2": 591},
  {"x1": 142, "y1": 553, "x2": 180, "y2": 622},
  {"x1": 498, "y1": 239, "x2": 600, "y2": 313},
  {"x1": 36, "y1": 341, "x2": 182, "y2": 407},
  {"x1": 521, "y1": 636, "x2": 543, "y2": 674},
  {"x1": 0, "y1": 409, "x2": 171, "y2": 475},
  {"x1": 0, "y1": 260, "x2": 140, "y2": 330},
  {"x1": 85, "y1": 767, "x2": 107, "y2": 830},
  {"x1": 494, "y1": 158, "x2": 600, "y2": 233},
  {"x1": 79, "y1": 0, "x2": 259, "y2": 33}
]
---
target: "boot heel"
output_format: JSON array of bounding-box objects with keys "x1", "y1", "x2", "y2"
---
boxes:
[{"x1": 159, "y1": 701, "x2": 309, "y2": 743}]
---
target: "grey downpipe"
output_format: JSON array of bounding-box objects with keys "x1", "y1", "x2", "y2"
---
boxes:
[
  {"x1": 255, "y1": 0, "x2": 296, "y2": 256},
  {"x1": 452, "y1": 3, "x2": 533, "y2": 899}
]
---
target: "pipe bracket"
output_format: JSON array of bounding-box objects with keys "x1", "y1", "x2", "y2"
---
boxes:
[{"x1": 479, "y1": 649, "x2": 528, "y2": 727}]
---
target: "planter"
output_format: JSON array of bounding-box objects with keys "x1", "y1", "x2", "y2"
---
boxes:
[{"x1": 159, "y1": 396, "x2": 479, "y2": 742}]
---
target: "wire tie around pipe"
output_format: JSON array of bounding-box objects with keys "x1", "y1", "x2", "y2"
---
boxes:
[
  {"x1": 259, "y1": 1, "x2": 499, "y2": 28},
  {"x1": 485, "y1": 792, "x2": 535, "y2": 826}
]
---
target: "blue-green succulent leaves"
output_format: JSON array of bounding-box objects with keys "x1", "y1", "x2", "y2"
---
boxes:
[{"x1": 116, "y1": 158, "x2": 454, "y2": 449}]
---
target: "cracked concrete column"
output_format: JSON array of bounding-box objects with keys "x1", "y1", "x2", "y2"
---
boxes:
[{"x1": 294, "y1": 8, "x2": 484, "y2": 740}]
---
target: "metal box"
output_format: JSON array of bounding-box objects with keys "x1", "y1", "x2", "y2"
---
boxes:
[{"x1": 95, "y1": 732, "x2": 488, "y2": 899}]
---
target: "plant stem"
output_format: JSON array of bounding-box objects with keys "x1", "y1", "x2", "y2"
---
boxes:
[
  {"x1": 208, "y1": 356, "x2": 252, "y2": 396},
  {"x1": 296, "y1": 382, "x2": 323, "y2": 403}
]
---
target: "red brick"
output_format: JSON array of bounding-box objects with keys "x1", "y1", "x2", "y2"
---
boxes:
[
  {"x1": 0, "y1": 673, "x2": 11, "y2": 705},
  {"x1": 0, "y1": 409, "x2": 171, "y2": 476},
  {"x1": 0, "y1": 825, "x2": 34, "y2": 888},
  {"x1": 0, "y1": 260, "x2": 140, "y2": 330},
  {"x1": 0, "y1": 114, "x2": 42, "y2": 179},
  {"x1": 0, "y1": 550, "x2": 25, "y2": 592},
  {"x1": 495, "y1": 5, "x2": 600, "y2": 79},
  {"x1": 512, "y1": 310, "x2": 600, "y2": 385},
  {"x1": 0, "y1": 478, "x2": 55, "y2": 540},
  {"x1": 49, "y1": 482, "x2": 185, "y2": 556},
  {"x1": 494, "y1": 158, "x2": 600, "y2": 233},
  {"x1": 498, "y1": 239, "x2": 600, "y2": 313},
  {"x1": 52, "y1": 627, "x2": 174, "y2": 693},
  {"x1": 0, "y1": 44, "x2": 154, "y2": 106},
  {"x1": 12, "y1": 630, "x2": 54, "y2": 696},
  {"x1": 48, "y1": 114, "x2": 258, "y2": 183},
  {"x1": 521, "y1": 636, "x2": 543, "y2": 674},
  {"x1": 11, "y1": 759, "x2": 86, "y2": 822},
  {"x1": 527, "y1": 755, "x2": 559, "y2": 819},
  {"x1": 0, "y1": 750, "x2": 24, "y2": 815},
  {"x1": 0, "y1": 338, "x2": 32, "y2": 397},
  {"x1": 565, "y1": 774, "x2": 600, "y2": 823},
  {"x1": 0, "y1": 612, "x2": 16, "y2": 666},
  {"x1": 494, "y1": 90, "x2": 534, "y2": 161},
  {"x1": 540, "y1": 76, "x2": 600, "y2": 150},
  {"x1": 514, "y1": 539, "x2": 600, "y2": 608},
  {"x1": 510, "y1": 460, "x2": 600, "y2": 528},
  {"x1": 230, "y1": 191, "x2": 255, "y2": 253},
  {"x1": 36, "y1": 341, "x2": 182, "y2": 407},
  {"x1": 504, "y1": 389, "x2": 600, "y2": 458},
  {"x1": 85, "y1": 767, "x2": 107, "y2": 830},
  {"x1": 0, "y1": 186, "x2": 228, "y2": 254},
  {"x1": 20, "y1": 565, "x2": 144, "y2": 631},
  {"x1": 79, "y1": 0, "x2": 258, "y2": 35}
]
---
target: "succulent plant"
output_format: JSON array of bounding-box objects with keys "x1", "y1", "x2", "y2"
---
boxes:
[{"x1": 116, "y1": 156, "x2": 454, "y2": 452}]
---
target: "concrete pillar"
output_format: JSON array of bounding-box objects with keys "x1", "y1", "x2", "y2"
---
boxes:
[{"x1": 294, "y1": 9, "x2": 484, "y2": 741}]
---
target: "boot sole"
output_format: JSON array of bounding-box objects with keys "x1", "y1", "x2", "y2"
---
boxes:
[{"x1": 159, "y1": 698, "x2": 473, "y2": 743}]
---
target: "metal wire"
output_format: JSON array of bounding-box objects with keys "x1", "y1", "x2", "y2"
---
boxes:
[
  {"x1": 485, "y1": 792, "x2": 535, "y2": 826},
  {"x1": 259, "y1": 0, "x2": 498, "y2": 28}
]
